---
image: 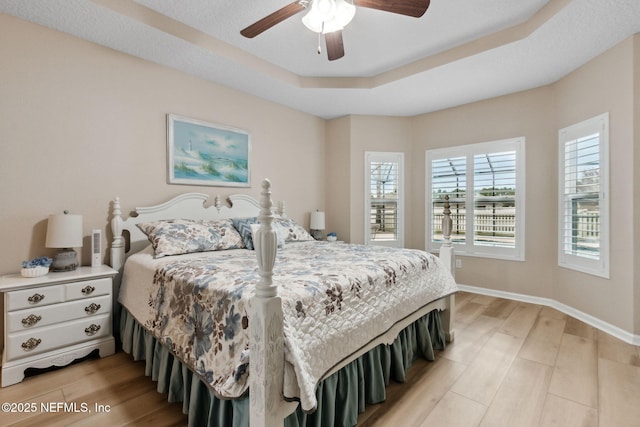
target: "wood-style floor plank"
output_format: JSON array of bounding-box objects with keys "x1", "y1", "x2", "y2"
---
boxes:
[
  {"x1": 419, "y1": 391, "x2": 486, "y2": 427},
  {"x1": 497, "y1": 302, "x2": 541, "y2": 338},
  {"x1": 479, "y1": 357, "x2": 552, "y2": 427},
  {"x1": 548, "y1": 333, "x2": 598, "y2": 408},
  {"x1": 1, "y1": 292, "x2": 639, "y2": 427},
  {"x1": 449, "y1": 332, "x2": 524, "y2": 405},
  {"x1": 538, "y1": 394, "x2": 598, "y2": 427},
  {"x1": 598, "y1": 357, "x2": 640, "y2": 427},
  {"x1": 440, "y1": 314, "x2": 502, "y2": 364},
  {"x1": 518, "y1": 312, "x2": 566, "y2": 366},
  {"x1": 358, "y1": 357, "x2": 467, "y2": 427}
]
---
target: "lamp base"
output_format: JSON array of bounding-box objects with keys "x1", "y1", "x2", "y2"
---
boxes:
[
  {"x1": 311, "y1": 229, "x2": 324, "y2": 240},
  {"x1": 51, "y1": 249, "x2": 79, "y2": 272}
]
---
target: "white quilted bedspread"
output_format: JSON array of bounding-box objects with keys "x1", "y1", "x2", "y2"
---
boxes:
[{"x1": 119, "y1": 241, "x2": 457, "y2": 412}]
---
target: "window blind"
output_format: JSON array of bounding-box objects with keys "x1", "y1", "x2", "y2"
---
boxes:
[
  {"x1": 561, "y1": 133, "x2": 601, "y2": 260},
  {"x1": 426, "y1": 137, "x2": 525, "y2": 261},
  {"x1": 557, "y1": 112, "x2": 608, "y2": 278},
  {"x1": 473, "y1": 151, "x2": 517, "y2": 248},
  {"x1": 369, "y1": 161, "x2": 399, "y2": 241},
  {"x1": 431, "y1": 156, "x2": 466, "y2": 244}
]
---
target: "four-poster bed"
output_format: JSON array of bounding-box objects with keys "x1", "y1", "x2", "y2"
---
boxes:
[{"x1": 109, "y1": 179, "x2": 457, "y2": 427}]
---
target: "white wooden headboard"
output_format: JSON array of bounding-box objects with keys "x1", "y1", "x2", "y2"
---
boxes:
[{"x1": 109, "y1": 192, "x2": 283, "y2": 274}]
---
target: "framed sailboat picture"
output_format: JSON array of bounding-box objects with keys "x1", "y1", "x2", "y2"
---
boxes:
[{"x1": 167, "y1": 114, "x2": 251, "y2": 187}]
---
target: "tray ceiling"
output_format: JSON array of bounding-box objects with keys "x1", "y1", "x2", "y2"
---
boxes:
[{"x1": 2, "y1": 0, "x2": 639, "y2": 118}]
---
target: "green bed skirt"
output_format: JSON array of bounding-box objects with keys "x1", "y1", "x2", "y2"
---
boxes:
[{"x1": 119, "y1": 307, "x2": 446, "y2": 427}]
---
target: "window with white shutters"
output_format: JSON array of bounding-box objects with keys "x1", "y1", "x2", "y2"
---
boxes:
[
  {"x1": 365, "y1": 152, "x2": 404, "y2": 247},
  {"x1": 431, "y1": 156, "x2": 466, "y2": 245},
  {"x1": 558, "y1": 113, "x2": 609, "y2": 278},
  {"x1": 426, "y1": 138, "x2": 525, "y2": 260}
]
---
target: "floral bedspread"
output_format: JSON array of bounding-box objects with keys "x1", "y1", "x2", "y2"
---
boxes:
[{"x1": 119, "y1": 241, "x2": 457, "y2": 412}]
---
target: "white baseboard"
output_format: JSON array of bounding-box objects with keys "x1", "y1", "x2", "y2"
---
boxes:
[{"x1": 457, "y1": 284, "x2": 640, "y2": 346}]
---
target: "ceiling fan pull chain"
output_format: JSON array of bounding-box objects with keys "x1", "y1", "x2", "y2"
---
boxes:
[{"x1": 317, "y1": 22, "x2": 324, "y2": 54}]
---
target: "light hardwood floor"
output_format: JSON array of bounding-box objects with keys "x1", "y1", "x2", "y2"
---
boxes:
[{"x1": 1, "y1": 291, "x2": 639, "y2": 427}]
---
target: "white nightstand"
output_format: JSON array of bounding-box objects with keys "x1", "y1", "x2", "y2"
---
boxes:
[{"x1": 0, "y1": 265, "x2": 117, "y2": 387}]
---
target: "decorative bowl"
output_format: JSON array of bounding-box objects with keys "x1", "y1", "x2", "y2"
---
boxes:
[
  {"x1": 326, "y1": 235, "x2": 337, "y2": 242},
  {"x1": 21, "y1": 266, "x2": 49, "y2": 278}
]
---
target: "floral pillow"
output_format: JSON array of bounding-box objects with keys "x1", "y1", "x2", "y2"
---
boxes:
[
  {"x1": 232, "y1": 217, "x2": 314, "y2": 250},
  {"x1": 274, "y1": 218, "x2": 315, "y2": 242},
  {"x1": 137, "y1": 218, "x2": 245, "y2": 258}
]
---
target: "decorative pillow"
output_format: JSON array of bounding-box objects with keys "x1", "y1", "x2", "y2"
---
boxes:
[
  {"x1": 274, "y1": 218, "x2": 315, "y2": 242},
  {"x1": 232, "y1": 217, "x2": 259, "y2": 250},
  {"x1": 137, "y1": 218, "x2": 245, "y2": 258}
]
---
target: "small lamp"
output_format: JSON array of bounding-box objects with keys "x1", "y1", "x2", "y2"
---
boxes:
[
  {"x1": 310, "y1": 210, "x2": 325, "y2": 240},
  {"x1": 46, "y1": 211, "x2": 83, "y2": 271}
]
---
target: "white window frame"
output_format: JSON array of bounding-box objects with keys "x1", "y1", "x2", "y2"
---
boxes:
[
  {"x1": 425, "y1": 137, "x2": 526, "y2": 261},
  {"x1": 364, "y1": 152, "x2": 404, "y2": 247},
  {"x1": 558, "y1": 113, "x2": 609, "y2": 278}
]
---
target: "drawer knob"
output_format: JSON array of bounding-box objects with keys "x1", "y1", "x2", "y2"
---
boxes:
[
  {"x1": 84, "y1": 324, "x2": 101, "y2": 335},
  {"x1": 81, "y1": 285, "x2": 96, "y2": 295},
  {"x1": 21, "y1": 314, "x2": 42, "y2": 327},
  {"x1": 28, "y1": 293, "x2": 45, "y2": 304},
  {"x1": 84, "y1": 303, "x2": 101, "y2": 314},
  {"x1": 21, "y1": 337, "x2": 42, "y2": 351}
]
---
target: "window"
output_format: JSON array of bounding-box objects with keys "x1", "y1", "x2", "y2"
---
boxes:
[
  {"x1": 365, "y1": 152, "x2": 404, "y2": 247},
  {"x1": 426, "y1": 138, "x2": 525, "y2": 260},
  {"x1": 558, "y1": 113, "x2": 609, "y2": 278}
]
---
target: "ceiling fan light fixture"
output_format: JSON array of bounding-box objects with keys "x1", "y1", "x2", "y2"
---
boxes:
[{"x1": 302, "y1": 0, "x2": 355, "y2": 34}]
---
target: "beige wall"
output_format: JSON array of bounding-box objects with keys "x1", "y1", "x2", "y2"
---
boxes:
[
  {"x1": 2, "y1": 14, "x2": 638, "y2": 336},
  {"x1": 328, "y1": 36, "x2": 639, "y2": 334},
  {"x1": 411, "y1": 87, "x2": 557, "y2": 299},
  {"x1": 553, "y1": 36, "x2": 636, "y2": 332},
  {"x1": 0, "y1": 14, "x2": 326, "y2": 276},
  {"x1": 325, "y1": 116, "x2": 351, "y2": 241},
  {"x1": 348, "y1": 115, "x2": 413, "y2": 244},
  {"x1": 409, "y1": 35, "x2": 637, "y2": 333},
  {"x1": 325, "y1": 115, "x2": 413, "y2": 244}
]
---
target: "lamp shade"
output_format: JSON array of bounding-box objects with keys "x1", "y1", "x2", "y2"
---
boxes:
[
  {"x1": 310, "y1": 211, "x2": 326, "y2": 230},
  {"x1": 46, "y1": 213, "x2": 83, "y2": 248},
  {"x1": 302, "y1": 0, "x2": 356, "y2": 34}
]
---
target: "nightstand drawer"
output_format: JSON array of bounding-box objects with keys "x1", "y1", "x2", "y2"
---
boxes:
[
  {"x1": 5, "y1": 314, "x2": 111, "y2": 361},
  {"x1": 6, "y1": 285, "x2": 65, "y2": 311},
  {"x1": 7, "y1": 294, "x2": 112, "y2": 333},
  {"x1": 65, "y1": 278, "x2": 111, "y2": 301}
]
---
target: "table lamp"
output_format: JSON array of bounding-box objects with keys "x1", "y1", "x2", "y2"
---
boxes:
[
  {"x1": 46, "y1": 211, "x2": 83, "y2": 271},
  {"x1": 310, "y1": 210, "x2": 325, "y2": 240}
]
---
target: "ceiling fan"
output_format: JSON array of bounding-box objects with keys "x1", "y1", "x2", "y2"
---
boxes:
[{"x1": 240, "y1": 0, "x2": 431, "y2": 61}]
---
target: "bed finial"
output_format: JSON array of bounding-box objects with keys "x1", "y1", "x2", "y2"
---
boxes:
[
  {"x1": 254, "y1": 179, "x2": 278, "y2": 298},
  {"x1": 110, "y1": 197, "x2": 125, "y2": 272},
  {"x1": 440, "y1": 195, "x2": 455, "y2": 278},
  {"x1": 442, "y1": 195, "x2": 452, "y2": 243},
  {"x1": 250, "y1": 178, "x2": 285, "y2": 426}
]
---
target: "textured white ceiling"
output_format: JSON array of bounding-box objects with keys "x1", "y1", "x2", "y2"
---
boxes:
[
  {"x1": 134, "y1": 0, "x2": 549, "y2": 77},
  {"x1": 2, "y1": 0, "x2": 640, "y2": 118}
]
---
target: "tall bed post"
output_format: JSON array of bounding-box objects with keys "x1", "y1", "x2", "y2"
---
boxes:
[
  {"x1": 250, "y1": 179, "x2": 285, "y2": 426},
  {"x1": 440, "y1": 195, "x2": 456, "y2": 342},
  {"x1": 110, "y1": 197, "x2": 125, "y2": 273},
  {"x1": 439, "y1": 195, "x2": 455, "y2": 277}
]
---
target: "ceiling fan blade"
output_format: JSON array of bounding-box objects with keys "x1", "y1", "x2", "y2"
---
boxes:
[
  {"x1": 325, "y1": 30, "x2": 345, "y2": 61},
  {"x1": 356, "y1": 0, "x2": 430, "y2": 18},
  {"x1": 240, "y1": 2, "x2": 306, "y2": 38}
]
